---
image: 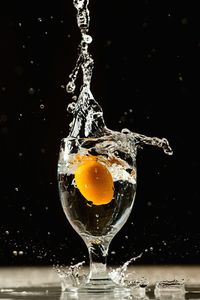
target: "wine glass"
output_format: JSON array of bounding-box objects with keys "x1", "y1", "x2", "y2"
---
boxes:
[{"x1": 57, "y1": 132, "x2": 137, "y2": 292}]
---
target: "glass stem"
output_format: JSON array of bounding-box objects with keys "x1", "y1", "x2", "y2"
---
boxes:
[{"x1": 87, "y1": 239, "x2": 110, "y2": 280}]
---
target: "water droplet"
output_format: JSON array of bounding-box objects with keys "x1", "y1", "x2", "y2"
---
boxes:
[
  {"x1": 18, "y1": 113, "x2": 23, "y2": 120},
  {"x1": 37, "y1": 17, "x2": 42, "y2": 22},
  {"x1": 178, "y1": 73, "x2": 183, "y2": 81},
  {"x1": 72, "y1": 95, "x2": 77, "y2": 101},
  {"x1": 5, "y1": 231, "x2": 9, "y2": 235},
  {"x1": 13, "y1": 250, "x2": 18, "y2": 256},
  {"x1": 66, "y1": 81, "x2": 76, "y2": 93},
  {"x1": 18, "y1": 22, "x2": 22, "y2": 27},
  {"x1": 73, "y1": 0, "x2": 85, "y2": 9},
  {"x1": 19, "y1": 251, "x2": 24, "y2": 255},
  {"x1": 28, "y1": 87, "x2": 35, "y2": 95},
  {"x1": 95, "y1": 214, "x2": 99, "y2": 218},
  {"x1": 30, "y1": 60, "x2": 34, "y2": 64},
  {"x1": 121, "y1": 128, "x2": 131, "y2": 134},
  {"x1": 83, "y1": 34, "x2": 92, "y2": 44},
  {"x1": 15, "y1": 187, "x2": 19, "y2": 192},
  {"x1": 67, "y1": 102, "x2": 76, "y2": 113},
  {"x1": 40, "y1": 104, "x2": 45, "y2": 109}
]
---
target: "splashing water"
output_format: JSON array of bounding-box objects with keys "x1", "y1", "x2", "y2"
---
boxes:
[
  {"x1": 53, "y1": 261, "x2": 87, "y2": 292},
  {"x1": 66, "y1": 0, "x2": 173, "y2": 156},
  {"x1": 154, "y1": 279, "x2": 186, "y2": 298},
  {"x1": 109, "y1": 253, "x2": 146, "y2": 287},
  {"x1": 54, "y1": 255, "x2": 148, "y2": 292},
  {"x1": 58, "y1": 0, "x2": 173, "y2": 294}
]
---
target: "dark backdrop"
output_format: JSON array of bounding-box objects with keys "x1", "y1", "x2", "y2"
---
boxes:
[{"x1": 1, "y1": 0, "x2": 200, "y2": 266}]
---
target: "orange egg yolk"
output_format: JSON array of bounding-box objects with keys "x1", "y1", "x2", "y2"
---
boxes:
[{"x1": 74, "y1": 156, "x2": 114, "y2": 205}]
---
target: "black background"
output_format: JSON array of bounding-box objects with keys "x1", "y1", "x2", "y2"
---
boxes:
[{"x1": 1, "y1": 0, "x2": 200, "y2": 266}]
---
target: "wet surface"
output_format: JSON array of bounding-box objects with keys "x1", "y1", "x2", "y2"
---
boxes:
[
  {"x1": 0, "y1": 266, "x2": 200, "y2": 299},
  {"x1": 0, "y1": 285, "x2": 200, "y2": 299}
]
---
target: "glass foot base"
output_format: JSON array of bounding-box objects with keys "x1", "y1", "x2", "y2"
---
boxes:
[{"x1": 63, "y1": 278, "x2": 131, "y2": 295}]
